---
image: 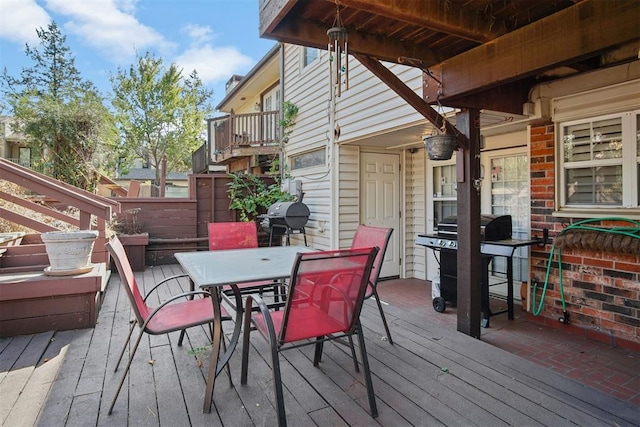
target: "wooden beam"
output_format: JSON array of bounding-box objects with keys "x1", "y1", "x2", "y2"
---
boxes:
[
  {"x1": 424, "y1": 0, "x2": 640, "y2": 102},
  {"x1": 354, "y1": 53, "x2": 469, "y2": 150},
  {"x1": 264, "y1": 16, "x2": 443, "y2": 65},
  {"x1": 424, "y1": 78, "x2": 537, "y2": 115},
  {"x1": 338, "y1": 0, "x2": 506, "y2": 42}
]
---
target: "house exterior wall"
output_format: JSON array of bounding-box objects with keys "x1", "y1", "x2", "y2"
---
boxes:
[
  {"x1": 282, "y1": 44, "x2": 425, "y2": 255},
  {"x1": 526, "y1": 63, "x2": 640, "y2": 347},
  {"x1": 530, "y1": 123, "x2": 640, "y2": 346},
  {"x1": 405, "y1": 148, "x2": 427, "y2": 279}
]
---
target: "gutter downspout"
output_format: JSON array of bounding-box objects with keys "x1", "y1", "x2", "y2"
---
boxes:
[{"x1": 279, "y1": 43, "x2": 286, "y2": 184}]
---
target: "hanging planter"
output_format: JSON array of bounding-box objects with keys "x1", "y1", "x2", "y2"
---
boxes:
[
  {"x1": 41, "y1": 230, "x2": 99, "y2": 275},
  {"x1": 424, "y1": 134, "x2": 457, "y2": 160}
]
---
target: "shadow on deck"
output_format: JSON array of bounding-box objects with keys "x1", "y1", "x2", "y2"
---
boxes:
[{"x1": 1, "y1": 265, "x2": 638, "y2": 426}]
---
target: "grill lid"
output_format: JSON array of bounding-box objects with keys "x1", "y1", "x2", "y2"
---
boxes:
[{"x1": 436, "y1": 214, "x2": 512, "y2": 241}]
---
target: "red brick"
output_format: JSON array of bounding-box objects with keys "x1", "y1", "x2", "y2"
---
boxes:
[
  {"x1": 583, "y1": 257, "x2": 615, "y2": 269},
  {"x1": 614, "y1": 261, "x2": 640, "y2": 274}
]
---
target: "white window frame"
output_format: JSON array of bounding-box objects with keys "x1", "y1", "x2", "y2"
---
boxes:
[{"x1": 557, "y1": 110, "x2": 639, "y2": 215}]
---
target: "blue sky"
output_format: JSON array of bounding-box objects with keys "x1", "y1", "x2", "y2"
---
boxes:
[{"x1": 0, "y1": 0, "x2": 277, "y2": 109}]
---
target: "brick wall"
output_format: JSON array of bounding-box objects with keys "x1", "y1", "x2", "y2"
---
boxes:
[{"x1": 529, "y1": 124, "x2": 640, "y2": 348}]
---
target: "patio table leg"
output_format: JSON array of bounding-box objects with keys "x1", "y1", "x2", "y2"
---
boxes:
[{"x1": 203, "y1": 284, "x2": 243, "y2": 413}]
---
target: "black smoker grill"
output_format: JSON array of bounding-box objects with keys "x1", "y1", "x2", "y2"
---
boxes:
[{"x1": 260, "y1": 194, "x2": 310, "y2": 246}]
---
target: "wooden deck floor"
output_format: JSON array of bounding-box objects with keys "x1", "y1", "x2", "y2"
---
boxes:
[{"x1": 2, "y1": 264, "x2": 639, "y2": 426}]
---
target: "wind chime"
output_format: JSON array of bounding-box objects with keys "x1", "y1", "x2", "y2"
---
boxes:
[{"x1": 327, "y1": 2, "x2": 349, "y2": 97}]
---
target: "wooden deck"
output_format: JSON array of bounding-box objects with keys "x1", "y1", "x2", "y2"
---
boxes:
[{"x1": 1, "y1": 264, "x2": 638, "y2": 426}]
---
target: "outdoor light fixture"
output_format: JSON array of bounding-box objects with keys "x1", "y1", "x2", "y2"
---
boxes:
[{"x1": 328, "y1": 2, "x2": 348, "y2": 97}]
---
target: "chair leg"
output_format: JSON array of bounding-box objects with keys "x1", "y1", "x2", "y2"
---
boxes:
[
  {"x1": 312, "y1": 337, "x2": 324, "y2": 366},
  {"x1": 114, "y1": 321, "x2": 136, "y2": 372},
  {"x1": 373, "y1": 290, "x2": 394, "y2": 345},
  {"x1": 355, "y1": 321, "x2": 378, "y2": 418},
  {"x1": 240, "y1": 306, "x2": 253, "y2": 384},
  {"x1": 270, "y1": 338, "x2": 287, "y2": 426},
  {"x1": 347, "y1": 335, "x2": 360, "y2": 373},
  {"x1": 108, "y1": 327, "x2": 146, "y2": 415}
]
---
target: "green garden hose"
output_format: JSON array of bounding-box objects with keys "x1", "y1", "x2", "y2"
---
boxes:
[{"x1": 531, "y1": 217, "x2": 640, "y2": 321}]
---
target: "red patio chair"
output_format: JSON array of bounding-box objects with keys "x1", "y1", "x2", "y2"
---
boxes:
[
  {"x1": 351, "y1": 225, "x2": 395, "y2": 344},
  {"x1": 106, "y1": 236, "x2": 232, "y2": 415},
  {"x1": 240, "y1": 247, "x2": 379, "y2": 426}
]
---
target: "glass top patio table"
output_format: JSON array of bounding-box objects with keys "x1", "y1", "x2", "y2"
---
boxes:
[
  {"x1": 174, "y1": 245, "x2": 315, "y2": 413},
  {"x1": 175, "y1": 245, "x2": 315, "y2": 288}
]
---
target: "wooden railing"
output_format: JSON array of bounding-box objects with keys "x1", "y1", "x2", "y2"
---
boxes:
[
  {"x1": 192, "y1": 143, "x2": 208, "y2": 174},
  {"x1": 208, "y1": 110, "x2": 280, "y2": 161},
  {"x1": 0, "y1": 158, "x2": 120, "y2": 265}
]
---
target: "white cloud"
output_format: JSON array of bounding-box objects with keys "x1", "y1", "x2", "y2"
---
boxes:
[
  {"x1": 174, "y1": 45, "x2": 252, "y2": 85},
  {"x1": 0, "y1": 0, "x2": 51, "y2": 45},
  {"x1": 44, "y1": 0, "x2": 175, "y2": 63},
  {"x1": 183, "y1": 24, "x2": 215, "y2": 45}
]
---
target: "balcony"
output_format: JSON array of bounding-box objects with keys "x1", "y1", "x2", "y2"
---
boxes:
[{"x1": 208, "y1": 110, "x2": 281, "y2": 165}]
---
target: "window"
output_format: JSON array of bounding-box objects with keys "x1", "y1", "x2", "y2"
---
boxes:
[
  {"x1": 291, "y1": 148, "x2": 325, "y2": 170},
  {"x1": 432, "y1": 163, "x2": 457, "y2": 224},
  {"x1": 303, "y1": 47, "x2": 319, "y2": 67},
  {"x1": 559, "y1": 111, "x2": 639, "y2": 209}
]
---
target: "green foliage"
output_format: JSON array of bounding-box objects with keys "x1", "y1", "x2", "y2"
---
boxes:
[
  {"x1": 227, "y1": 159, "x2": 295, "y2": 222},
  {"x1": 1, "y1": 22, "x2": 116, "y2": 191},
  {"x1": 110, "y1": 52, "x2": 213, "y2": 186},
  {"x1": 278, "y1": 100, "x2": 299, "y2": 142}
]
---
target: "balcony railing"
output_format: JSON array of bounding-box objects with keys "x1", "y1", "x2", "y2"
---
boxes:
[{"x1": 208, "y1": 110, "x2": 281, "y2": 164}]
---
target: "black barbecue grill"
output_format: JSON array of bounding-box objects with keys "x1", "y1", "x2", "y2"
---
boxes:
[
  {"x1": 416, "y1": 214, "x2": 545, "y2": 327},
  {"x1": 259, "y1": 194, "x2": 310, "y2": 246}
]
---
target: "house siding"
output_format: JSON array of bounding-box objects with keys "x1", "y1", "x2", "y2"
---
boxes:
[{"x1": 405, "y1": 148, "x2": 427, "y2": 280}]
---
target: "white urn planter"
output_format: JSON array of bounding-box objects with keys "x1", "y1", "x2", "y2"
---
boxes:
[{"x1": 41, "y1": 230, "x2": 99, "y2": 275}]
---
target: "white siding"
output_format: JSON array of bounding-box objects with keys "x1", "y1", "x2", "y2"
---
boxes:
[
  {"x1": 337, "y1": 145, "x2": 360, "y2": 248},
  {"x1": 405, "y1": 147, "x2": 427, "y2": 280},
  {"x1": 335, "y1": 60, "x2": 424, "y2": 142}
]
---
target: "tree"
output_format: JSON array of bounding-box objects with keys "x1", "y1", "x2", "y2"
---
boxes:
[
  {"x1": 1, "y1": 22, "x2": 116, "y2": 191},
  {"x1": 110, "y1": 52, "x2": 213, "y2": 190}
]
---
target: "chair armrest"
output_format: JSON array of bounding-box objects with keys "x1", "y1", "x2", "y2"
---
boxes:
[
  {"x1": 143, "y1": 290, "x2": 216, "y2": 328},
  {"x1": 143, "y1": 274, "x2": 191, "y2": 302},
  {"x1": 244, "y1": 294, "x2": 279, "y2": 344}
]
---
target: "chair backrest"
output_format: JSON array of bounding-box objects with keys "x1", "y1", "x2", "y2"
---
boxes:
[
  {"x1": 106, "y1": 236, "x2": 149, "y2": 324},
  {"x1": 279, "y1": 247, "x2": 378, "y2": 344},
  {"x1": 351, "y1": 225, "x2": 393, "y2": 287},
  {"x1": 208, "y1": 222, "x2": 259, "y2": 250}
]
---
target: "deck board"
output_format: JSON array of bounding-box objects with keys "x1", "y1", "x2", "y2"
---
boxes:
[{"x1": 0, "y1": 264, "x2": 637, "y2": 426}]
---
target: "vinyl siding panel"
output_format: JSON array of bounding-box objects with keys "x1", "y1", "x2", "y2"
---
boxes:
[
  {"x1": 338, "y1": 145, "x2": 360, "y2": 249},
  {"x1": 405, "y1": 148, "x2": 427, "y2": 280}
]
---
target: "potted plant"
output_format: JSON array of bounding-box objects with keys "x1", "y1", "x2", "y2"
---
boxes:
[
  {"x1": 41, "y1": 229, "x2": 99, "y2": 275},
  {"x1": 111, "y1": 208, "x2": 149, "y2": 271}
]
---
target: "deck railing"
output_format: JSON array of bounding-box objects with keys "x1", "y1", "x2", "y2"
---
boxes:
[
  {"x1": 0, "y1": 158, "x2": 119, "y2": 265},
  {"x1": 208, "y1": 111, "x2": 280, "y2": 160}
]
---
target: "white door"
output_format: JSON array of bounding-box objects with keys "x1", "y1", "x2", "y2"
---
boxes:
[{"x1": 360, "y1": 152, "x2": 401, "y2": 278}]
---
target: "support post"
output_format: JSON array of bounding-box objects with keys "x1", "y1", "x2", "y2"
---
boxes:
[{"x1": 455, "y1": 109, "x2": 482, "y2": 338}]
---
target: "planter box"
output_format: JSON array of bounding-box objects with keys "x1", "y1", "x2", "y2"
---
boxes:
[
  {"x1": 116, "y1": 233, "x2": 149, "y2": 272},
  {"x1": 0, "y1": 263, "x2": 107, "y2": 337}
]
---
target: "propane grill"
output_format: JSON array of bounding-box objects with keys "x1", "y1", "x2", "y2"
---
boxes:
[
  {"x1": 259, "y1": 194, "x2": 310, "y2": 246},
  {"x1": 416, "y1": 214, "x2": 535, "y2": 327}
]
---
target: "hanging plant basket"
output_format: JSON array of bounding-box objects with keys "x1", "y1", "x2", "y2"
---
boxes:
[{"x1": 424, "y1": 134, "x2": 457, "y2": 160}]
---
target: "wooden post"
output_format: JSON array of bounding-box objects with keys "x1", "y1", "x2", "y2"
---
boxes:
[
  {"x1": 455, "y1": 109, "x2": 482, "y2": 338},
  {"x1": 160, "y1": 155, "x2": 167, "y2": 198}
]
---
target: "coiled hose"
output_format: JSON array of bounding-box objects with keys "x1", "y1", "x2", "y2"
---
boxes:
[{"x1": 531, "y1": 217, "x2": 640, "y2": 321}]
